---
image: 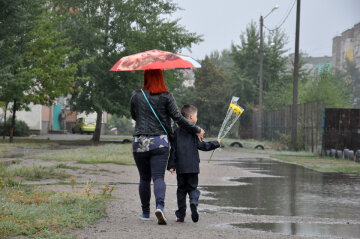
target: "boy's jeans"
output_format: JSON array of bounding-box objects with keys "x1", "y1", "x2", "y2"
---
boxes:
[
  {"x1": 133, "y1": 147, "x2": 169, "y2": 214},
  {"x1": 175, "y1": 173, "x2": 200, "y2": 219}
]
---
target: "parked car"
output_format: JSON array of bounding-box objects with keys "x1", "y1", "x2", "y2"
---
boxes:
[{"x1": 72, "y1": 117, "x2": 96, "y2": 134}]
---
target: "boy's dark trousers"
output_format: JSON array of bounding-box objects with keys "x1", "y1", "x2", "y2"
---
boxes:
[{"x1": 175, "y1": 173, "x2": 200, "y2": 219}]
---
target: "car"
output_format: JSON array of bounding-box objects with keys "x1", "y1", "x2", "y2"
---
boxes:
[{"x1": 72, "y1": 117, "x2": 96, "y2": 134}]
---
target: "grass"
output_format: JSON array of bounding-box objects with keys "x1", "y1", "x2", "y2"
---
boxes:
[
  {"x1": 0, "y1": 141, "x2": 60, "y2": 150},
  {"x1": 272, "y1": 153, "x2": 360, "y2": 175},
  {"x1": 36, "y1": 144, "x2": 134, "y2": 165},
  {"x1": 0, "y1": 164, "x2": 71, "y2": 181},
  {"x1": 100, "y1": 135, "x2": 132, "y2": 140},
  {"x1": 55, "y1": 164, "x2": 82, "y2": 171},
  {"x1": 0, "y1": 185, "x2": 106, "y2": 238},
  {"x1": 208, "y1": 137, "x2": 360, "y2": 174}
]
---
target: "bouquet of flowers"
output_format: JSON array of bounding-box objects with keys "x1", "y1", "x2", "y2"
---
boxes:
[{"x1": 208, "y1": 96, "x2": 244, "y2": 163}]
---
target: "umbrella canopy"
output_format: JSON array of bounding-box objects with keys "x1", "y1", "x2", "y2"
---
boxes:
[{"x1": 109, "y1": 49, "x2": 201, "y2": 71}]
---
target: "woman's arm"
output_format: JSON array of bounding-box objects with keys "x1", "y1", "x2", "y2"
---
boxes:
[{"x1": 130, "y1": 91, "x2": 137, "y2": 120}]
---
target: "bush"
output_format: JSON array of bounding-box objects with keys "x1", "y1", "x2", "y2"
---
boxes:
[
  {"x1": 106, "y1": 115, "x2": 134, "y2": 135},
  {"x1": 0, "y1": 120, "x2": 30, "y2": 136}
]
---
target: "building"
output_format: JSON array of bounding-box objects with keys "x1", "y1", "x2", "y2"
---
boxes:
[
  {"x1": 286, "y1": 53, "x2": 332, "y2": 75},
  {"x1": 332, "y1": 23, "x2": 360, "y2": 70},
  {"x1": 0, "y1": 102, "x2": 107, "y2": 135}
]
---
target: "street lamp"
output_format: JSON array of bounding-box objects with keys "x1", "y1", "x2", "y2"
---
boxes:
[{"x1": 258, "y1": 4, "x2": 279, "y2": 140}]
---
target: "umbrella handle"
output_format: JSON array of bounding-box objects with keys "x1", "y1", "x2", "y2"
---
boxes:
[{"x1": 208, "y1": 149, "x2": 216, "y2": 163}]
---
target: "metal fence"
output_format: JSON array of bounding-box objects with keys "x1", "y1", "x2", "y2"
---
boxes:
[
  {"x1": 240, "y1": 101, "x2": 324, "y2": 152},
  {"x1": 323, "y1": 108, "x2": 360, "y2": 151}
]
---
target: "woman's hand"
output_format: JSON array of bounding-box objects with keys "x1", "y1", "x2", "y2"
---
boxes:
[{"x1": 197, "y1": 128, "x2": 205, "y2": 142}]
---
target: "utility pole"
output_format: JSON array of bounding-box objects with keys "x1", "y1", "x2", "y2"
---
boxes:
[
  {"x1": 258, "y1": 15, "x2": 264, "y2": 140},
  {"x1": 291, "y1": 0, "x2": 301, "y2": 150},
  {"x1": 258, "y1": 5, "x2": 279, "y2": 141}
]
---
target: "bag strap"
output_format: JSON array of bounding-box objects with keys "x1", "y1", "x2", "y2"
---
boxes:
[{"x1": 141, "y1": 89, "x2": 168, "y2": 136}]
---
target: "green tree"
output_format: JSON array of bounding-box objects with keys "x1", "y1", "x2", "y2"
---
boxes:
[
  {"x1": 229, "y1": 22, "x2": 288, "y2": 106},
  {"x1": 209, "y1": 49, "x2": 234, "y2": 73},
  {"x1": 299, "y1": 70, "x2": 352, "y2": 108},
  {"x1": 56, "y1": 0, "x2": 202, "y2": 142},
  {"x1": 106, "y1": 115, "x2": 134, "y2": 136},
  {"x1": 192, "y1": 57, "x2": 227, "y2": 136},
  {"x1": 0, "y1": 0, "x2": 77, "y2": 142},
  {"x1": 264, "y1": 53, "x2": 310, "y2": 110}
]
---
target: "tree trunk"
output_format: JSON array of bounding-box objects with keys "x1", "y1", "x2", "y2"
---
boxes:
[
  {"x1": 92, "y1": 110, "x2": 102, "y2": 142},
  {"x1": 10, "y1": 99, "x2": 17, "y2": 143},
  {"x1": 3, "y1": 101, "x2": 8, "y2": 140}
]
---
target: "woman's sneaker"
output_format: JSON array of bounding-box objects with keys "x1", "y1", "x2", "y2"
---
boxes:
[
  {"x1": 176, "y1": 217, "x2": 184, "y2": 222},
  {"x1": 155, "y1": 205, "x2": 167, "y2": 225},
  {"x1": 190, "y1": 204, "x2": 199, "y2": 223},
  {"x1": 140, "y1": 213, "x2": 150, "y2": 221}
]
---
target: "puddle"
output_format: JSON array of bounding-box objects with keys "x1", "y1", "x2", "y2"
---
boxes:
[
  {"x1": 202, "y1": 158, "x2": 360, "y2": 220},
  {"x1": 201, "y1": 158, "x2": 360, "y2": 237},
  {"x1": 233, "y1": 222, "x2": 360, "y2": 238}
]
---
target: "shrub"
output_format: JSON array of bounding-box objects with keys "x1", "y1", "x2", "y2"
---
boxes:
[
  {"x1": 0, "y1": 120, "x2": 30, "y2": 136},
  {"x1": 106, "y1": 115, "x2": 133, "y2": 135}
]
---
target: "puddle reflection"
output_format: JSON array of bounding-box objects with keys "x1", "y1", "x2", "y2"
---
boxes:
[
  {"x1": 233, "y1": 222, "x2": 360, "y2": 238},
  {"x1": 202, "y1": 158, "x2": 360, "y2": 219},
  {"x1": 202, "y1": 158, "x2": 360, "y2": 237}
]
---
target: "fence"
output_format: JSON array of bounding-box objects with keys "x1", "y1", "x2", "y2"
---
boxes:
[
  {"x1": 240, "y1": 101, "x2": 324, "y2": 152},
  {"x1": 323, "y1": 108, "x2": 360, "y2": 151}
]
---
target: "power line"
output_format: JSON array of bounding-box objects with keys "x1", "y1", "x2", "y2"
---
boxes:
[{"x1": 264, "y1": 0, "x2": 296, "y2": 32}]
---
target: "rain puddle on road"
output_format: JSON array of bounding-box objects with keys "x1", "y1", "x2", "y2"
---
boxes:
[
  {"x1": 233, "y1": 222, "x2": 360, "y2": 238},
  {"x1": 201, "y1": 158, "x2": 360, "y2": 238}
]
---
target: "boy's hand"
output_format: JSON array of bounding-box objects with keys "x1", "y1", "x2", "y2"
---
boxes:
[
  {"x1": 217, "y1": 139, "x2": 221, "y2": 144},
  {"x1": 169, "y1": 168, "x2": 175, "y2": 175}
]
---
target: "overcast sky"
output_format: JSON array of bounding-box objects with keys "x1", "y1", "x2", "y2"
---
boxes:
[{"x1": 171, "y1": 0, "x2": 360, "y2": 59}]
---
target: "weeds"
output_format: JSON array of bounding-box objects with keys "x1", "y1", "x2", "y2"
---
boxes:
[
  {"x1": 56, "y1": 163, "x2": 81, "y2": 170},
  {"x1": 101, "y1": 184, "x2": 115, "y2": 197},
  {"x1": 70, "y1": 176, "x2": 76, "y2": 189},
  {"x1": 102, "y1": 184, "x2": 110, "y2": 195},
  {"x1": 0, "y1": 164, "x2": 70, "y2": 181},
  {"x1": 0, "y1": 185, "x2": 106, "y2": 238}
]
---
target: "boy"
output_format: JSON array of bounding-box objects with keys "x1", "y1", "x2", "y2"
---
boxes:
[{"x1": 167, "y1": 104, "x2": 221, "y2": 223}]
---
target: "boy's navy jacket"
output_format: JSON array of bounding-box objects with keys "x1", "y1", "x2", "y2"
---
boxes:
[{"x1": 167, "y1": 125, "x2": 220, "y2": 174}]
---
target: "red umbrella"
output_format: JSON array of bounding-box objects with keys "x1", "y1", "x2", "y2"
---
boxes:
[{"x1": 109, "y1": 49, "x2": 201, "y2": 71}]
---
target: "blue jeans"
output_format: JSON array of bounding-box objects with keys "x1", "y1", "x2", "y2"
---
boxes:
[{"x1": 133, "y1": 147, "x2": 169, "y2": 214}]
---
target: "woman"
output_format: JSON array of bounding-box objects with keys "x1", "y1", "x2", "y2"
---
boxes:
[{"x1": 130, "y1": 69, "x2": 204, "y2": 225}]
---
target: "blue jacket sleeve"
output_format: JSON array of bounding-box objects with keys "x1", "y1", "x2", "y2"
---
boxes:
[{"x1": 197, "y1": 139, "x2": 220, "y2": 151}]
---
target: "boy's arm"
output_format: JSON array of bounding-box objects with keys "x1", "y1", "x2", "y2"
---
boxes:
[{"x1": 197, "y1": 138, "x2": 220, "y2": 151}]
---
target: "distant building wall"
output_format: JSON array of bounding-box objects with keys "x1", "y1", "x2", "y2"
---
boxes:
[
  {"x1": 332, "y1": 23, "x2": 360, "y2": 70},
  {"x1": 286, "y1": 53, "x2": 332, "y2": 75},
  {"x1": 17, "y1": 104, "x2": 42, "y2": 131}
]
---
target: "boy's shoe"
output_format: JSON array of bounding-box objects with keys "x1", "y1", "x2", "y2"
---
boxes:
[
  {"x1": 190, "y1": 204, "x2": 199, "y2": 223},
  {"x1": 176, "y1": 217, "x2": 184, "y2": 222},
  {"x1": 140, "y1": 213, "x2": 150, "y2": 221},
  {"x1": 155, "y1": 205, "x2": 167, "y2": 225}
]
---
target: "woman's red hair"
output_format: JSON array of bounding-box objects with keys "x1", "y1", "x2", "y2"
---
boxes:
[{"x1": 143, "y1": 70, "x2": 168, "y2": 94}]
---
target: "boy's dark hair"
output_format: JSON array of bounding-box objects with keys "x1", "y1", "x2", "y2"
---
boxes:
[{"x1": 181, "y1": 104, "x2": 197, "y2": 118}]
